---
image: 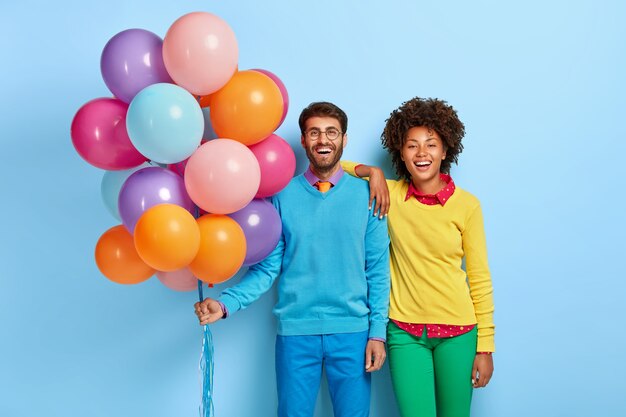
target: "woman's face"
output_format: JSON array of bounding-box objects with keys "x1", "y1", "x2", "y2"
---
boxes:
[{"x1": 401, "y1": 126, "x2": 447, "y2": 185}]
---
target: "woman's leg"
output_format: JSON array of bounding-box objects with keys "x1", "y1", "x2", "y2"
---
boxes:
[
  {"x1": 387, "y1": 322, "x2": 436, "y2": 417},
  {"x1": 432, "y1": 327, "x2": 477, "y2": 417}
]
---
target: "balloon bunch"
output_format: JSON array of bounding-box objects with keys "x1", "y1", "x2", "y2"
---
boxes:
[{"x1": 71, "y1": 12, "x2": 295, "y2": 292}]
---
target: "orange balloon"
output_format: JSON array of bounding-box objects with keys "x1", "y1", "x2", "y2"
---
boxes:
[
  {"x1": 189, "y1": 214, "x2": 246, "y2": 284},
  {"x1": 133, "y1": 204, "x2": 201, "y2": 271},
  {"x1": 95, "y1": 225, "x2": 155, "y2": 284},
  {"x1": 210, "y1": 70, "x2": 283, "y2": 145}
]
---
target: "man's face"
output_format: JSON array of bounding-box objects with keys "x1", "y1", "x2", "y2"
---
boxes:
[{"x1": 300, "y1": 116, "x2": 347, "y2": 174}]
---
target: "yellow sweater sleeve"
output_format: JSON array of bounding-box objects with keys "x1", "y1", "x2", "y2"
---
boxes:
[
  {"x1": 463, "y1": 203, "x2": 495, "y2": 352},
  {"x1": 340, "y1": 160, "x2": 397, "y2": 187},
  {"x1": 340, "y1": 160, "x2": 361, "y2": 177}
]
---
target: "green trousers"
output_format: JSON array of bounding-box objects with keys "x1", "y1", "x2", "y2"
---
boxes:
[{"x1": 387, "y1": 322, "x2": 477, "y2": 417}]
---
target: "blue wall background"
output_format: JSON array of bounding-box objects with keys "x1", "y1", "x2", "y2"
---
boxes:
[{"x1": 2, "y1": 1, "x2": 625, "y2": 416}]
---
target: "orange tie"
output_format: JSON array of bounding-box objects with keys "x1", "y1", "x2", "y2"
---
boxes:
[{"x1": 316, "y1": 181, "x2": 332, "y2": 193}]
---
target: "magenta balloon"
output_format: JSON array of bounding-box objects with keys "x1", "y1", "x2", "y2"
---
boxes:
[
  {"x1": 118, "y1": 167, "x2": 195, "y2": 233},
  {"x1": 184, "y1": 139, "x2": 260, "y2": 214},
  {"x1": 228, "y1": 199, "x2": 282, "y2": 266},
  {"x1": 71, "y1": 98, "x2": 147, "y2": 170},
  {"x1": 249, "y1": 134, "x2": 296, "y2": 198},
  {"x1": 167, "y1": 158, "x2": 188, "y2": 177},
  {"x1": 166, "y1": 139, "x2": 210, "y2": 178},
  {"x1": 252, "y1": 69, "x2": 289, "y2": 127},
  {"x1": 101, "y1": 29, "x2": 173, "y2": 103},
  {"x1": 156, "y1": 267, "x2": 198, "y2": 291}
]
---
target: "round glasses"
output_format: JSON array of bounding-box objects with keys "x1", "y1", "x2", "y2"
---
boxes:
[{"x1": 304, "y1": 128, "x2": 343, "y2": 141}]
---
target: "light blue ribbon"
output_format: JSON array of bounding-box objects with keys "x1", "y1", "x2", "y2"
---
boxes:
[{"x1": 198, "y1": 280, "x2": 215, "y2": 417}]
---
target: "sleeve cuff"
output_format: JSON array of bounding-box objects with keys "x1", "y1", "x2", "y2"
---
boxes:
[
  {"x1": 477, "y1": 335, "x2": 495, "y2": 353},
  {"x1": 218, "y1": 294, "x2": 241, "y2": 318},
  {"x1": 368, "y1": 321, "x2": 388, "y2": 340}
]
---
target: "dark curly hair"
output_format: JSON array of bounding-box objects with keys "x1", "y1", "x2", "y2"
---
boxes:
[{"x1": 381, "y1": 97, "x2": 465, "y2": 178}]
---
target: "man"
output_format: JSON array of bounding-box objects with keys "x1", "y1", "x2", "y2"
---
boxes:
[{"x1": 195, "y1": 102, "x2": 390, "y2": 417}]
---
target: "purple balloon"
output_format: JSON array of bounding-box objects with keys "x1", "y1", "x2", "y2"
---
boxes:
[
  {"x1": 228, "y1": 199, "x2": 282, "y2": 266},
  {"x1": 101, "y1": 29, "x2": 173, "y2": 103},
  {"x1": 118, "y1": 167, "x2": 195, "y2": 233}
]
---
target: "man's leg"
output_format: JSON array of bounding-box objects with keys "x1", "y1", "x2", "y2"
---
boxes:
[
  {"x1": 275, "y1": 334, "x2": 323, "y2": 417},
  {"x1": 387, "y1": 322, "x2": 437, "y2": 417},
  {"x1": 323, "y1": 331, "x2": 371, "y2": 417}
]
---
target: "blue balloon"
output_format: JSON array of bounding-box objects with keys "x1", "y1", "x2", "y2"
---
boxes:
[
  {"x1": 126, "y1": 83, "x2": 204, "y2": 164},
  {"x1": 101, "y1": 162, "x2": 152, "y2": 220}
]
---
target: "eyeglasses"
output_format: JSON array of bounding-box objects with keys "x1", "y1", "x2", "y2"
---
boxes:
[{"x1": 304, "y1": 128, "x2": 343, "y2": 141}]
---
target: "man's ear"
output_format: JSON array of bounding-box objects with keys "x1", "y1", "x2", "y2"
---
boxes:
[
  {"x1": 342, "y1": 134, "x2": 348, "y2": 148},
  {"x1": 301, "y1": 135, "x2": 306, "y2": 149}
]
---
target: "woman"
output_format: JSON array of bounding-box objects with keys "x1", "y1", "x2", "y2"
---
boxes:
[{"x1": 343, "y1": 97, "x2": 494, "y2": 417}]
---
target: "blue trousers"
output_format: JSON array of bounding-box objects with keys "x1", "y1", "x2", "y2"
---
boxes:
[{"x1": 275, "y1": 331, "x2": 371, "y2": 417}]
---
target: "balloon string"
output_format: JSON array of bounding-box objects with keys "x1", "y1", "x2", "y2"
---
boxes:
[
  {"x1": 198, "y1": 279, "x2": 215, "y2": 417},
  {"x1": 196, "y1": 207, "x2": 214, "y2": 416}
]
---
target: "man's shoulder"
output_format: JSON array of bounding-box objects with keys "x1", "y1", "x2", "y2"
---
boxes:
[
  {"x1": 284, "y1": 174, "x2": 306, "y2": 191},
  {"x1": 272, "y1": 173, "x2": 370, "y2": 201},
  {"x1": 339, "y1": 173, "x2": 370, "y2": 194},
  {"x1": 270, "y1": 174, "x2": 306, "y2": 201}
]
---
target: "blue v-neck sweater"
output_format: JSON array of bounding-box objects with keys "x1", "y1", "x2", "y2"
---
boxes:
[{"x1": 219, "y1": 173, "x2": 391, "y2": 339}]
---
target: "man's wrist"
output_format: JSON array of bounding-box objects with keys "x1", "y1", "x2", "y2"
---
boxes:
[{"x1": 217, "y1": 301, "x2": 229, "y2": 319}]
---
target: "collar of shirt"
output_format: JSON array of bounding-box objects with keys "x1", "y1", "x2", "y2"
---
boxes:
[
  {"x1": 404, "y1": 174, "x2": 455, "y2": 206},
  {"x1": 303, "y1": 166, "x2": 344, "y2": 188}
]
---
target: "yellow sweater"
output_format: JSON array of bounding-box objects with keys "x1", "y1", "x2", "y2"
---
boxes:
[{"x1": 343, "y1": 162, "x2": 495, "y2": 352}]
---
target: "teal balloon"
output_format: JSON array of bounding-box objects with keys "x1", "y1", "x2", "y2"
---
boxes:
[
  {"x1": 126, "y1": 83, "x2": 204, "y2": 164},
  {"x1": 101, "y1": 162, "x2": 152, "y2": 220}
]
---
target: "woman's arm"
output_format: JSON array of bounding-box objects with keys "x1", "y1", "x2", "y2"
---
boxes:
[{"x1": 341, "y1": 161, "x2": 390, "y2": 218}]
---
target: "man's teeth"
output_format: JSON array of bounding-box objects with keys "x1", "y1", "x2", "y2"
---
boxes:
[
  {"x1": 415, "y1": 161, "x2": 431, "y2": 166},
  {"x1": 317, "y1": 148, "x2": 332, "y2": 154}
]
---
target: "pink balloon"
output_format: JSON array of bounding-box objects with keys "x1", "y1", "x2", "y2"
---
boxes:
[
  {"x1": 185, "y1": 139, "x2": 260, "y2": 214},
  {"x1": 71, "y1": 98, "x2": 147, "y2": 170},
  {"x1": 249, "y1": 134, "x2": 296, "y2": 198},
  {"x1": 252, "y1": 69, "x2": 289, "y2": 127},
  {"x1": 163, "y1": 12, "x2": 238, "y2": 95},
  {"x1": 156, "y1": 267, "x2": 198, "y2": 292}
]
